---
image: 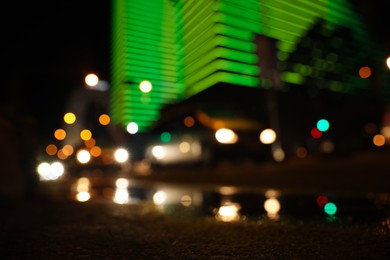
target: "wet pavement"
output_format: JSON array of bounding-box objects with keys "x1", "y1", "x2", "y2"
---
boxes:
[{"x1": 2, "y1": 150, "x2": 390, "y2": 259}]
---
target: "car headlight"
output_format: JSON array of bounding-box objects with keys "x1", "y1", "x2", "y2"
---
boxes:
[
  {"x1": 215, "y1": 128, "x2": 238, "y2": 144},
  {"x1": 36, "y1": 161, "x2": 65, "y2": 181}
]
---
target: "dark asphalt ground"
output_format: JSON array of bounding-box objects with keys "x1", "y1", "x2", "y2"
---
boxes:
[
  {"x1": 1, "y1": 150, "x2": 390, "y2": 259},
  {"x1": 1, "y1": 198, "x2": 390, "y2": 259}
]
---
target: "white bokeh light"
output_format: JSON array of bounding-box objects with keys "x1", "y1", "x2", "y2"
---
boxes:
[{"x1": 127, "y1": 122, "x2": 139, "y2": 134}]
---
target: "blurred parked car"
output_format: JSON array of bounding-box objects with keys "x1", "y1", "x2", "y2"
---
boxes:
[{"x1": 144, "y1": 105, "x2": 274, "y2": 167}]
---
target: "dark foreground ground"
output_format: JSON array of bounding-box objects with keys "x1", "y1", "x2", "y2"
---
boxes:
[
  {"x1": 1, "y1": 150, "x2": 390, "y2": 259},
  {"x1": 1, "y1": 198, "x2": 390, "y2": 260}
]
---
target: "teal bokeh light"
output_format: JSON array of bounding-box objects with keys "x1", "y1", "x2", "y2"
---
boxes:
[
  {"x1": 324, "y1": 202, "x2": 337, "y2": 215},
  {"x1": 160, "y1": 131, "x2": 171, "y2": 143},
  {"x1": 317, "y1": 119, "x2": 330, "y2": 132}
]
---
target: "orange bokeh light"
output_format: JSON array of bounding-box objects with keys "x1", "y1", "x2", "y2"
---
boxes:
[
  {"x1": 359, "y1": 66, "x2": 371, "y2": 79},
  {"x1": 54, "y1": 129, "x2": 66, "y2": 141},
  {"x1": 46, "y1": 144, "x2": 58, "y2": 156}
]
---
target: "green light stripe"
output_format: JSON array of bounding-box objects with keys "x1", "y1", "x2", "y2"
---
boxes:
[
  {"x1": 218, "y1": 2, "x2": 260, "y2": 22},
  {"x1": 124, "y1": 44, "x2": 177, "y2": 62},
  {"x1": 124, "y1": 72, "x2": 177, "y2": 84},
  {"x1": 281, "y1": 72, "x2": 305, "y2": 85},
  {"x1": 216, "y1": 12, "x2": 261, "y2": 33},
  {"x1": 273, "y1": 0, "x2": 322, "y2": 17},
  {"x1": 184, "y1": 47, "x2": 257, "y2": 76},
  {"x1": 186, "y1": 71, "x2": 259, "y2": 97},
  {"x1": 125, "y1": 66, "x2": 177, "y2": 79},
  {"x1": 124, "y1": 55, "x2": 177, "y2": 71},
  {"x1": 185, "y1": 59, "x2": 259, "y2": 86},
  {"x1": 125, "y1": 63, "x2": 178, "y2": 78},
  {"x1": 124, "y1": 30, "x2": 175, "y2": 46},
  {"x1": 125, "y1": 20, "x2": 174, "y2": 38},
  {"x1": 213, "y1": 23, "x2": 254, "y2": 41},
  {"x1": 182, "y1": 23, "x2": 216, "y2": 54},
  {"x1": 181, "y1": 0, "x2": 214, "y2": 23},
  {"x1": 185, "y1": 35, "x2": 256, "y2": 65},
  {"x1": 125, "y1": 58, "x2": 177, "y2": 72},
  {"x1": 182, "y1": 2, "x2": 214, "y2": 33}
]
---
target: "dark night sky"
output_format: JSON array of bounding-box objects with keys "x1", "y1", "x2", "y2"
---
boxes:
[
  {"x1": 1, "y1": 1, "x2": 389, "y2": 140},
  {"x1": 2, "y1": 1, "x2": 111, "y2": 139}
]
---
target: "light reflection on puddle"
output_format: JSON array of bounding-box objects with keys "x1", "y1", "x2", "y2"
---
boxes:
[{"x1": 71, "y1": 177, "x2": 390, "y2": 227}]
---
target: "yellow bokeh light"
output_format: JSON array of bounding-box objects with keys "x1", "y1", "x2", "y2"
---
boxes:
[
  {"x1": 64, "y1": 112, "x2": 76, "y2": 124},
  {"x1": 54, "y1": 129, "x2": 66, "y2": 141},
  {"x1": 99, "y1": 114, "x2": 110, "y2": 125},
  {"x1": 80, "y1": 129, "x2": 92, "y2": 141}
]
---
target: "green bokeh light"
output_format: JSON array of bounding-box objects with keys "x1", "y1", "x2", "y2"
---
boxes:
[
  {"x1": 324, "y1": 202, "x2": 337, "y2": 215},
  {"x1": 160, "y1": 131, "x2": 171, "y2": 143}
]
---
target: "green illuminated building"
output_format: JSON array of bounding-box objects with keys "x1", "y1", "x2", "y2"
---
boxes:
[{"x1": 111, "y1": 0, "x2": 386, "y2": 132}]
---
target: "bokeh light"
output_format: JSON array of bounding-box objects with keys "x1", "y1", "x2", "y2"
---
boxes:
[
  {"x1": 373, "y1": 134, "x2": 386, "y2": 146},
  {"x1": 127, "y1": 122, "x2": 139, "y2": 134},
  {"x1": 259, "y1": 128, "x2": 277, "y2": 144},
  {"x1": 160, "y1": 131, "x2": 172, "y2": 143},
  {"x1": 99, "y1": 114, "x2": 110, "y2": 125},
  {"x1": 139, "y1": 80, "x2": 152, "y2": 93},
  {"x1": 84, "y1": 138, "x2": 96, "y2": 148},
  {"x1": 324, "y1": 202, "x2": 337, "y2": 215},
  {"x1": 57, "y1": 149, "x2": 68, "y2": 160},
  {"x1": 215, "y1": 202, "x2": 241, "y2": 222},
  {"x1": 264, "y1": 197, "x2": 281, "y2": 219},
  {"x1": 358, "y1": 66, "x2": 371, "y2": 78},
  {"x1": 62, "y1": 144, "x2": 74, "y2": 156},
  {"x1": 180, "y1": 195, "x2": 193, "y2": 207},
  {"x1": 316, "y1": 195, "x2": 329, "y2": 207},
  {"x1": 54, "y1": 129, "x2": 66, "y2": 141},
  {"x1": 184, "y1": 116, "x2": 195, "y2": 127},
  {"x1": 316, "y1": 119, "x2": 330, "y2": 132},
  {"x1": 64, "y1": 112, "x2": 76, "y2": 124},
  {"x1": 215, "y1": 128, "x2": 238, "y2": 144},
  {"x1": 37, "y1": 161, "x2": 65, "y2": 181},
  {"x1": 77, "y1": 149, "x2": 91, "y2": 164},
  {"x1": 311, "y1": 127, "x2": 322, "y2": 139},
  {"x1": 381, "y1": 126, "x2": 390, "y2": 139},
  {"x1": 85, "y1": 73, "x2": 99, "y2": 87},
  {"x1": 273, "y1": 147, "x2": 285, "y2": 162},
  {"x1": 80, "y1": 129, "x2": 92, "y2": 141},
  {"x1": 114, "y1": 148, "x2": 129, "y2": 163},
  {"x1": 152, "y1": 145, "x2": 166, "y2": 159},
  {"x1": 296, "y1": 146, "x2": 308, "y2": 158},
  {"x1": 153, "y1": 190, "x2": 167, "y2": 205},
  {"x1": 90, "y1": 146, "x2": 102, "y2": 157},
  {"x1": 46, "y1": 144, "x2": 58, "y2": 156},
  {"x1": 386, "y1": 56, "x2": 390, "y2": 70}
]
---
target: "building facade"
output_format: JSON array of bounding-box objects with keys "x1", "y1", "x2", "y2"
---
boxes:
[{"x1": 110, "y1": 0, "x2": 386, "y2": 133}]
